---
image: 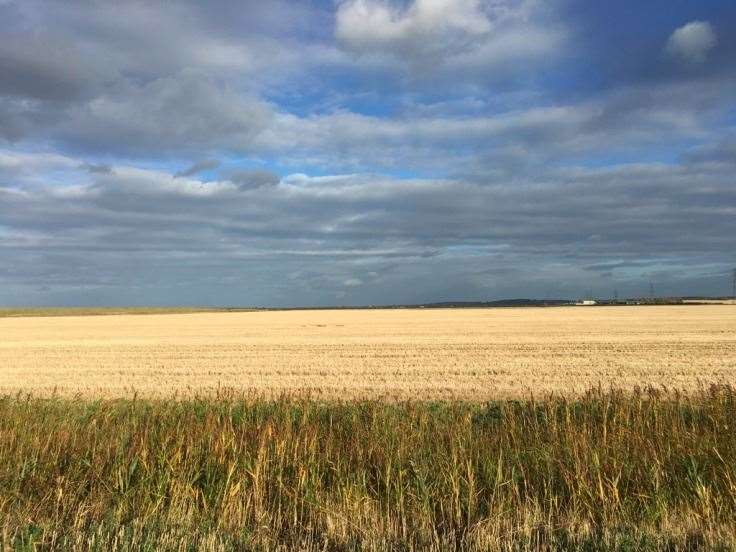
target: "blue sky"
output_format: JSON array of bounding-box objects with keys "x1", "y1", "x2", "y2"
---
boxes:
[{"x1": 0, "y1": 0, "x2": 735, "y2": 306}]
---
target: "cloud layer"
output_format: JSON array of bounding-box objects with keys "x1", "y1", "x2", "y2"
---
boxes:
[{"x1": 1, "y1": 0, "x2": 735, "y2": 305}]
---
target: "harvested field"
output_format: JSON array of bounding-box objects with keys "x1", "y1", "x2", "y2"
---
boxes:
[
  {"x1": 3, "y1": 306, "x2": 736, "y2": 550},
  {"x1": 1, "y1": 305, "x2": 734, "y2": 399}
]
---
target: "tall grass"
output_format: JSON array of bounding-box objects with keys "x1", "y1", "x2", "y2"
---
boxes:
[{"x1": 1, "y1": 386, "x2": 735, "y2": 550}]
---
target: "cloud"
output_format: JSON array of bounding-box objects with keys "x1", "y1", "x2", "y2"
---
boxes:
[
  {"x1": 666, "y1": 21, "x2": 717, "y2": 63},
  {"x1": 0, "y1": 1, "x2": 734, "y2": 305},
  {"x1": 336, "y1": 0, "x2": 491, "y2": 55},
  {"x1": 0, "y1": 1, "x2": 313, "y2": 153},
  {"x1": 81, "y1": 163, "x2": 113, "y2": 174},
  {"x1": 254, "y1": 76, "x2": 735, "y2": 174},
  {"x1": 0, "y1": 0, "x2": 729, "y2": 171},
  {"x1": 228, "y1": 170, "x2": 280, "y2": 190},
  {"x1": 335, "y1": 0, "x2": 564, "y2": 75},
  {"x1": 175, "y1": 159, "x2": 221, "y2": 178},
  {"x1": 0, "y1": 35, "x2": 112, "y2": 102},
  {"x1": 1, "y1": 149, "x2": 735, "y2": 305},
  {"x1": 57, "y1": 72, "x2": 273, "y2": 157},
  {"x1": 0, "y1": 150, "x2": 80, "y2": 189},
  {"x1": 681, "y1": 137, "x2": 736, "y2": 165}
]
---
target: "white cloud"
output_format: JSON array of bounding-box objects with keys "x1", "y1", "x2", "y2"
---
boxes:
[
  {"x1": 252, "y1": 78, "x2": 732, "y2": 172},
  {"x1": 335, "y1": 0, "x2": 562, "y2": 71},
  {"x1": 336, "y1": 0, "x2": 490, "y2": 53},
  {"x1": 666, "y1": 21, "x2": 717, "y2": 64}
]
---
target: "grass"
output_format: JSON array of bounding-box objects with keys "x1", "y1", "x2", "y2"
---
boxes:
[{"x1": 1, "y1": 386, "x2": 735, "y2": 551}]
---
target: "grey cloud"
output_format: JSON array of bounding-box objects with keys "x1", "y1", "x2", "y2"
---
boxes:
[
  {"x1": 0, "y1": 1, "x2": 302, "y2": 156},
  {"x1": 0, "y1": 97, "x2": 62, "y2": 142},
  {"x1": 81, "y1": 163, "x2": 113, "y2": 174},
  {"x1": 57, "y1": 73, "x2": 273, "y2": 157},
  {"x1": 0, "y1": 0, "x2": 734, "y2": 306},
  {"x1": 1, "y1": 149, "x2": 735, "y2": 305},
  {"x1": 583, "y1": 260, "x2": 669, "y2": 273},
  {"x1": 4, "y1": 1, "x2": 255, "y2": 84},
  {"x1": 681, "y1": 138, "x2": 736, "y2": 165},
  {"x1": 0, "y1": 33, "x2": 115, "y2": 102},
  {"x1": 229, "y1": 170, "x2": 280, "y2": 190},
  {"x1": 175, "y1": 159, "x2": 221, "y2": 178}
]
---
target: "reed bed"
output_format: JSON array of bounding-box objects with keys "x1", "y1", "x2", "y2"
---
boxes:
[{"x1": 1, "y1": 386, "x2": 735, "y2": 550}]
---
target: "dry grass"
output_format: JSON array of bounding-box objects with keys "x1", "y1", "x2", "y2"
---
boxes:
[
  {"x1": 1, "y1": 305, "x2": 734, "y2": 399},
  {"x1": 1, "y1": 387, "x2": 735, "y2": 551}
]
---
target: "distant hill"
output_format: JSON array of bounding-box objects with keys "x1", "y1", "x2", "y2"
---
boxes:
[{"x1": 229, "y1": 299, "x2": 574, "y2": 311}]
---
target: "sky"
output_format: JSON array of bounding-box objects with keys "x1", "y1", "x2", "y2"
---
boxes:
[{"x1": 1, "y1": 0, "x2": 735, "y2": 307}]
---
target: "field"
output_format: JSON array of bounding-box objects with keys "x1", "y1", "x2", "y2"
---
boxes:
[
  {"x1": 0, "y1": 307, "x2": 227, "y2": 318},
  {"x1": 1, "y1": 305, "x2": 734, "y2": 399},
  {"x1": 2, "y1": 305, "x2": 736, "y2": 550}
]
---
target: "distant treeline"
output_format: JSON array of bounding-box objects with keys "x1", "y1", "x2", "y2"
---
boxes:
[{"x1": 237, "y1": 298, "x2": 574, "y2": 311}]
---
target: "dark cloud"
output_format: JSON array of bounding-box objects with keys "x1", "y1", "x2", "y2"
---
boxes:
[
  {"x1": 0, "y1": 1, "x2": 283, "y2": 156},
  {"x1": 1, "y1": 149, "x2": 735, "y2": 305},
  {"x1": 0, "y1": 36, "x2": 110, "y2": 102},
  {"x1": 81, "y1": 163, "x2": 113, "y2": 174},
  {"x1": 175, "y1": 159, "x2": 221, "y2": 178},
  {"x1": 229, "y1": 170, "x2": 280, "y2": 190},
  {"x1": 56, "y1": 74, "x2": 273, "y2": 157}
]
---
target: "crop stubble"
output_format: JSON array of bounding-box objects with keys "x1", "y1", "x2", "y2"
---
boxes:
[{"x1": 1, "y1": 305, "x2": 734, "y2": 399}]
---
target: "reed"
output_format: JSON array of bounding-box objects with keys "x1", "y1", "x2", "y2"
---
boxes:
[{"x1": 1, "y1": 386, "x2": 735, "y2": 550}]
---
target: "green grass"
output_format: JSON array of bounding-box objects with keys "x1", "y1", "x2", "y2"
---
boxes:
[{"x1": 1, "y1": 387, "x2": 735, "y2": 550}]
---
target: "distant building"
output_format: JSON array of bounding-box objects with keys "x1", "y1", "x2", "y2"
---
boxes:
[{"x1": 575, "y1": 300, "x2": 597, "y2": 306}]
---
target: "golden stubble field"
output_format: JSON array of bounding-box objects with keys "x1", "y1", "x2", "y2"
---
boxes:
[{"x1": 1, "y1": 305, "x2": 734, "y2": 400}]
